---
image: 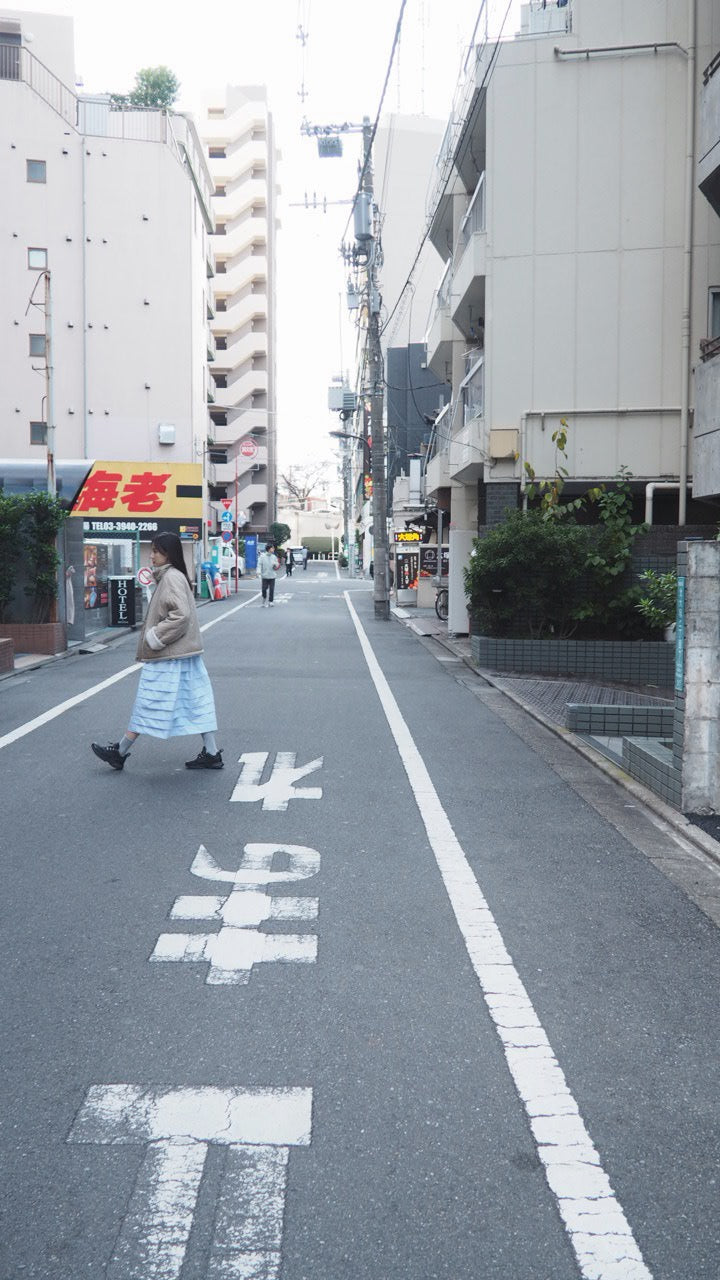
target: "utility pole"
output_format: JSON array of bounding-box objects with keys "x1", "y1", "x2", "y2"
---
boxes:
[{"x1": 359, "y1": 118, "x2": 390, "y2": 620}]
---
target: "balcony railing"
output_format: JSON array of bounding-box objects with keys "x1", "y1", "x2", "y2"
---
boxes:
[
  {"x1": 0, "y1": 41, "x2": 77, "y2": 125},
  {"x1": 458, "y1": 172, "x2": 486, "y2": 251},
  {"x1": 700, "y1": 335, "x2": 720, "y2": 363},
  {"x1": 460, "y1": 355, "x2": 484, "y2": 426}
]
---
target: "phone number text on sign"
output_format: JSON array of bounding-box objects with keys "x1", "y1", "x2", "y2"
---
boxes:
[{"x1": 83, "y1": 521, "x2": 159, "y2": 533}]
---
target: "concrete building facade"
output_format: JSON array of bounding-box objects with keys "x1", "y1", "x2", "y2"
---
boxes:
[
  {"x1": 0, "y1": 10, "x2": 215, "y2": 480},
  {"x1": 423, "y1": 0, "x2": 720, "y2": 623},
  {"x1": 694, "y1": 32, "x2": 720, "y2": 497},
  {"x1": 200, "y1": 86, "x2": 280, "y2": 535}
]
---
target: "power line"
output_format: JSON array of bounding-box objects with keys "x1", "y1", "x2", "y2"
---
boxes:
[{"x1": 339, "y1": 0, "x2": 408, "y2": 247}]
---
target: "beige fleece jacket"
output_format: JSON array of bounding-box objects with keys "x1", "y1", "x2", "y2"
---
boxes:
[{"x1": 135, "y1": 564, "x2": 203, "y2": 662}]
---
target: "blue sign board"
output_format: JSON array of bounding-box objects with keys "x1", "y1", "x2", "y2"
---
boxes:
[
  {"x1": 244, "y1": 533, "x2": 258, "y2": 571},
  {"x1": 674, "y1": 575, "x2": 686, "y2": 692}
]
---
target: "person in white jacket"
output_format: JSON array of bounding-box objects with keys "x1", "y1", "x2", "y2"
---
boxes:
[{"x1": 258, "y1": 543, "x2": 280, "y2": 607}]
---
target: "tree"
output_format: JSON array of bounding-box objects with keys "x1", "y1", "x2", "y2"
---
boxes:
[
  {"x1": 112, "y1": 66, "x2": 180, "y2": 111},
  {"x1": 268, "y1": 522, "x2": 291, "y2": 548},
  {"x1": 463, "y1": 511, "x2": 593, "y2": 638},
  {"x1": 279, "y1": 464, "x2": 328, "y2": 509}
]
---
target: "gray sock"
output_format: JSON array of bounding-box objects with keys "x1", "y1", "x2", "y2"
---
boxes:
[
  {"x1": 202, "y1": 732, "x2": 219, "y2": 755},
  {"x1": 119, "y1": 735, "x2": 134, "y2": 756}
]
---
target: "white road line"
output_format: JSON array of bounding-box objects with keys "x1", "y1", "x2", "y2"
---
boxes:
[
  {"x1": 0, "y1": 594, "x2": 260, "y2": 752},
  {"x1": 344, "y1": 592, "x2": 652, "y2": 1280}
]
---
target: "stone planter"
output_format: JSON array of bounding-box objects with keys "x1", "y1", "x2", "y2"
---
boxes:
[
  {"x1": 471, "y1": 634, "x2": 674, "y2": 686},
  {"x1": 0, "y1": 622, "x2": 67, "y2": 655}
]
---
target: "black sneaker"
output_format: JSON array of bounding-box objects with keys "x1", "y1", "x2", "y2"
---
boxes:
[
  {"x1": 91, "y1": 741, "x2": 127, "y2": 771},
  {"x1": 185, "y1": 747, "x2": 224, "y2": 770}
]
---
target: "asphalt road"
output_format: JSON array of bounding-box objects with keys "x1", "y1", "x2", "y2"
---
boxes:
[{"x1": 1, "y1": 569, "x2": 718, "y2": 1280}]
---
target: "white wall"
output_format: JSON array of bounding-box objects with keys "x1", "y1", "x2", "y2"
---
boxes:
[
  {"x1": 375, "y1": 114, "x2": 446, "y2": 349},
  {"x1": 0, "y1": 15, "x2": 212, "y2": 468}
]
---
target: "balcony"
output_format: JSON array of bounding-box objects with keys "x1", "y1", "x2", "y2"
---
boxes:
[
  {"x1": 699, "y1": 52, "x2": 720, "y2": 216},
  {"x1": 422, "y1": 403, "x2": 452, "y2": 497},
  {"x1": 518, "y1": 0, "x2": 572, "y2": 37},
  {"x1": 451, "y1": 175, "x2": 486, "y2": 339},
  {"x1": 693, "y1": 339, "x2": 720, "y2": 499},
  {"x1": 208, "y1": 412, "x2": 268, "y2": 444},
  {"x1": 426, "y1": 262, "x2": 457, "y2": 377},
  {"x1": 236, "y1": 481, "x2": 270, "y2": 510}
]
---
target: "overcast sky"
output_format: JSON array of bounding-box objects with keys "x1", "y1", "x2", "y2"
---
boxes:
[{"x1": 10, "y1": 0, "x2": 521, "y2": 471}]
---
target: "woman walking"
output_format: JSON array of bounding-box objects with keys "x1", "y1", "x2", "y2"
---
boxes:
[{"x1": 91, "y1": 532, "x2": 223, "y2": 771}]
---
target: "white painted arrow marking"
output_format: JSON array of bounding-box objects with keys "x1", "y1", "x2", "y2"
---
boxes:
[
  {"x1": 150, "y1": 844, "x2": 320, "y2": 984},
  {"x1": 230, "y1": 752, "x2": 323, "y2": 811},
  {"x1": 68, "y1": 1086, "x2": 312, "y2": 1280}
]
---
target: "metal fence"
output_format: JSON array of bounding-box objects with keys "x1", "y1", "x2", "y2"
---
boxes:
[{"x1": 0, "y1": 43, "x2": 77, "y2": 126}]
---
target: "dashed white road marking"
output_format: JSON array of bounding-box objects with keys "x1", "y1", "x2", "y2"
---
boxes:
[
  {"x1": 68, "y1": 1085, "x2": 312, "y2": 1280},
  {"x1": 0, "y1": 595, "x2": 260, "y2": 751},
  {"x1": 344, "y1": 592, "x2": 652, "y2": 1280}
]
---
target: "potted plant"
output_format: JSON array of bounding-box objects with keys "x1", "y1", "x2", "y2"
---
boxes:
[{"x1": 635, "y1": 569, "x2": 678, "y2": 640}]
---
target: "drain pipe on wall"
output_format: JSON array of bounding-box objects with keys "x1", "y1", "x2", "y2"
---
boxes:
[
  {"x1": 678, "y1": 0, "x2": 697, "y2": 525},
  {"x1": 645, "y1": 482, "x2": 682, "y2": 525}
]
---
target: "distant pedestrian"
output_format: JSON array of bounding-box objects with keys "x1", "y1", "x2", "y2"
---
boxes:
[
  {"x1": 285, "y1": 548, "x2": 293, "y2": 577},
  {"x1": 258, "y1": 542, "x2": 279, "y2": 606},
  {"x1": 91, "y1": 531, "x2": 223, "y2": 772}
]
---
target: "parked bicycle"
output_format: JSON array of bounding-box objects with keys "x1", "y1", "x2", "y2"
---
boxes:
[{"x1": 435, "y1": 585, "x2": 448, "y2": 621}]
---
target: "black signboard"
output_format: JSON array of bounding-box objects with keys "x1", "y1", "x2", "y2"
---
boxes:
[
  {"x1": 420, "y1": 545, "x2": 449, "y2": 577},
  {"x1": 396, "y1": 551, "x2": 419, "y2": 590},
  {"x1": 108, "y1": 576, "x2": 136, "y2": 627}
]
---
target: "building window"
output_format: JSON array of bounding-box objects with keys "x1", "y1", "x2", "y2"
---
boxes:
[
  {"x1": 208, "y1": 146, "x2": 226, "y2": 159},
  {"x1": 28, "y1": 247, "x2": 47, "y2": 269},
  {"x1": 30, "y1": 421, "x2": 47, "y2": 445},
  {"x1": 710, "y1": 289, "x2": 720, "y2": 340},
  {"x1": 216, "y1": 336, "x2": 227, "y2": 351},
  {"x1": 216, "y1": 260, "x2": 227, "y2": 274},
  {"x1": 215, "y1": 185, "x2": 226, "y2": 197},
  {"x1": 216, "y1": 298, "x2": 227, "y2": 312},
  {"x1": 29, "y1": 333, "x2": 46, "y2": 357},
  {"x1": 26, "y1": 158, "x2": 46, "y2": 183},
  {"x1": 214, "y1": 374, "x2": 227, "y2": 388},
  {"x1": 215, "y1": 222, "x2": 227, "y2": 236}
]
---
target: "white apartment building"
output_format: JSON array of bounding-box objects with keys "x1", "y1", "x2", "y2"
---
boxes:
[
  {"x1": 0, "y1": 11, "x2": 215, "y2": 480},
  {"x1": 200, "y1": 87, "x2": 280, "y2": 535},
  {"x1": 423, "y1": 0, "x2": 720, "y2": 624},
  {"x1": 695, "y1": 35, "x2": 720, "y2": 498}
]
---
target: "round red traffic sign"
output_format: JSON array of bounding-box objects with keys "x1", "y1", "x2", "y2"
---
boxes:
[
  {"x1": 239, "y1": 437, "x2": 258, "y2": 459},
  {"x1": 221, "y1": 528, "x2": 234, "y2": 543}
]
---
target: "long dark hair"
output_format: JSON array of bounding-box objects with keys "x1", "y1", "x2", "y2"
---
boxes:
[{"x1": 152, "y1": 531, "x2": 191, "y2": 584}]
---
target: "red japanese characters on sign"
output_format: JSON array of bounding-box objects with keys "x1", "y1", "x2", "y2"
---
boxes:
[
  {"x1": 75, "y1": 469, "x2": 171, "y2": 514},
  {"x1": 239, "y1": 437, "x2": 258, "y2": 459}
]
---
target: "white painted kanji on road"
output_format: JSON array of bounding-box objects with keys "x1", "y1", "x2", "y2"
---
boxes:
[
  {"x1": 68, "y1": 1084, "x2": 312, "y2": 1280},
  {"x1": 150, "y1": 842, "x2": 320, "y2": 984},
  {"x1": 230, "y1": 752, "x2": 323, "y2": 811}
]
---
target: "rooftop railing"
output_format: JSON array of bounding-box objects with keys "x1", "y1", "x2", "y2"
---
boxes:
[{"x1": 0, "y1": 42, "x2": 77, "y2": 126}]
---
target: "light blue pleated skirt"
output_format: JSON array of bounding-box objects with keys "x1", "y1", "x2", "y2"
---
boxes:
[{"x1": 128, "y1": 656, "x2": 218, "y2": 738}]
